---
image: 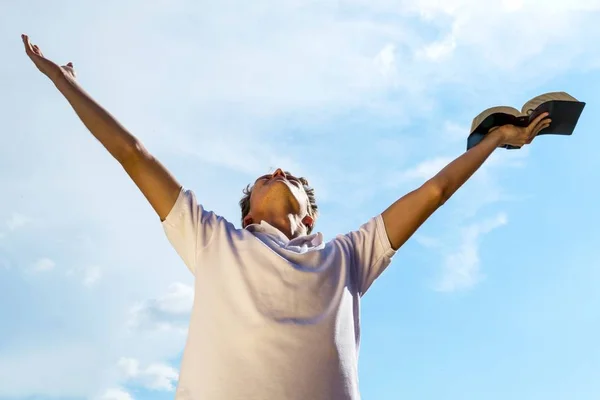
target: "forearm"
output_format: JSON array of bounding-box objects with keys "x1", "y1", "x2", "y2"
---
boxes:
[
  {"x1": 53, "y1": 73, "x2": 140, "y2": 163},
  {"x1": 430, "y1": 131, "x2": 504, "y2": 203}
]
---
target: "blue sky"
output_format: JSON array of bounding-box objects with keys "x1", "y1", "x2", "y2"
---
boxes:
[{"x1": 1, "y1": 0, "x2": 600, "y2": 399}]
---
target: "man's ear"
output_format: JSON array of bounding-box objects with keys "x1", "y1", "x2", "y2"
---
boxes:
[
  {"x1": 243, "y1": 214, "x2": 254, "y2": 228},
  {"x1": 302, "y1": 215, "x2": 314, "y2": 230}
]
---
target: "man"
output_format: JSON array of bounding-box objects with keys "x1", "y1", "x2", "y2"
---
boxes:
[{"x1": 22, "y1": 34, "x2": 551, "y2": 400}]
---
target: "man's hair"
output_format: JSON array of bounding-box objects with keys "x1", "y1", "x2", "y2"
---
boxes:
[{"x1": 239, "y1": 172, "x2": 319, "y2": 234}]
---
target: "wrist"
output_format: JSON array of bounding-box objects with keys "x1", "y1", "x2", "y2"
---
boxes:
[
  {"x1": 486, "y1": 127, "x2": 506, "y2": 147},
  {"x1": 52, "y1": 70, "x2": 76, "y2": 91}
]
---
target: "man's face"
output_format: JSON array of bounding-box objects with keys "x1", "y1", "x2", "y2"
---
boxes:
[
  {"x1": 246, "y1": 169, "x2": 312, "y2": 227},
  {"x1": 250, "y1": 168, "x2": 308, "y2": 215}
]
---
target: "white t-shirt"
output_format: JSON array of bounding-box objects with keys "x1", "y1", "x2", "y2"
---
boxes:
[{"x1": 162, "y1": 188, "x2": 396, "y2": 400}]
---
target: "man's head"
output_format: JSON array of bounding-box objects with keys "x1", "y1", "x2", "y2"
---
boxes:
[{"x1": 239, "y1": 168, "x2": 318, "y2": 238}]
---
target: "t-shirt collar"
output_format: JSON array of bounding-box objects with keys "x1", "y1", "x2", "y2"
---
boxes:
[{"x1": 246, "y1": 220, "x2": 323, "y2": 247}]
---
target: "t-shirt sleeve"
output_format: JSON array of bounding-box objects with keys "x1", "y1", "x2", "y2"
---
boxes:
[
  {"x1": 339, "y1": 215, "x2": 396, "y2": 296},
  {"x1": 161, "y1": 188, "x2": 228, "y2": 275}
]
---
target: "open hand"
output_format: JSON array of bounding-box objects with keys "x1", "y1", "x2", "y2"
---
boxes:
[
  {"x1": 22, "y1": 34, "x2": 76, "y2": 82},
  {"x1": 489, "y1": 112, "x2": 552, "y2": 147}
]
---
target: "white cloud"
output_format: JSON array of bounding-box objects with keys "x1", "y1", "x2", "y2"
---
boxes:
[
  {"x1": 6, "y1": 213, "x2": 31, "y2": 231},
  {"x1": 97, "y1": 388, "x2": 134, "y2": 400},
  {"x1": 129, "y1": 282, "x2": 194, "y2": 332},
  {"x1": 83, "y1": 266, "x2": 102, "y2": 286},
  {"x1": 117, "y1": 357, "x2": 179, "y2": 391},
  {"x1": 66, "y1": 265, "x2": 103, "y2": 287},
  {"x1": 502, "y1": 0, "x2": 524, "y2": 12},
  {"x1": 414, "y1": 234, "x2": 442, "y2": 249},
  {"x1": 443, "y1": 121, "x2": 471, "y2": 144},
  {"x1": 418, "y1": 34, "x2": 456, "y2": 61},
  {"x1": 436, "y1": 213, "x2": 508, "y2": 292},
  {"x1": 375, "y1": 43, "x2": 398, "y2": 79},
  {"x1": 391, "y1": 156, "x2": 454, "y2": 185},
  {"x1": 0, "y1": 213, "x2": 32, "y2": 240},
  {"x1": 31, "y1": 258, "x2": 56, "y2": 273}
]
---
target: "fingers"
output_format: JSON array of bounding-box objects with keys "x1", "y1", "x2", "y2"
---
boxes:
[
  {"x1": 534, "y1": 118, "x2": 551, "y2": 135},
  {"x1": 498, "y1": 112, "x2": 551, "y2": 147},
  {"x1": 62, "y1": 62, "x2": 77, "y2": 78},
  {"x1": 21, "y1": 34, "x2": 44, "y2": 57},
  {"x1": 21, "y1": 33, "x2": 33, "y2": 54},
  {"x1": 530, "y1": 112, "x2": 550, "y2": 127},
  {"x1": 526, "y1": 118, "x2": 552, "y2": 144},
  {"x1": 525, "y1": 112, "x2": 550, "y2": 140}
]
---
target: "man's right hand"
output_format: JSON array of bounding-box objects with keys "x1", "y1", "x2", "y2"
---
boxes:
[
  {"x1": 22, "y1": 34, "x2": 76, "y2": 82},
  {"x1": 21, "y1": 33, "x2": 182, "y2": 221}
]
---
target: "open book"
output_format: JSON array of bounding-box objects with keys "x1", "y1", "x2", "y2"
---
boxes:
[{"x1": 467, "y1": 92, "x2": 586, "y2": 150}]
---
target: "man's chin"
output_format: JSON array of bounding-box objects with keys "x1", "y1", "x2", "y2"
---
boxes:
[
  {"x1": 267, "y1": 179, "x2": 290, "y2": 189},
  {"x1": 261, "y1": 182, "x2": 296, "y2": 200}
]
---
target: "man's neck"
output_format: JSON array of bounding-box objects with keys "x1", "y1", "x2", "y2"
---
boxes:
[{"x1": 256, "y1": 213, "x2": 304, "y2": 240}]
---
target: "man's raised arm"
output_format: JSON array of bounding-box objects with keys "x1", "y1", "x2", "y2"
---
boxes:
[
  {"x1": 381, "y1": 113, "x2": 551, "y2": 251},
  {"x1": 22, "y1": 34, "x2": 180, "y2": 220}
]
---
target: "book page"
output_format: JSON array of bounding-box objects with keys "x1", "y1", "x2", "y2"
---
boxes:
[
  {"x1": 471, "y1": 106, "x2": 521, "y2": 133},
  {"x1": 521, "y1": 92, "x2": 579, "y2": 115}
]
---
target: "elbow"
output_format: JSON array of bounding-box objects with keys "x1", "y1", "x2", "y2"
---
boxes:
[
  {"x1": 424, "y1": 179, "x2": 448, "y2": 207},
  {"x1": 116, "y1": 139, "x2": 147, "y2": 166}
]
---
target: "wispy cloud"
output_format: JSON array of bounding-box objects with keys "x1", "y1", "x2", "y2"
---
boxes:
[
  {"x1": 97, "y1": 388, "x2": 134, "y2": 400},
  {"x1": 414, "y1": 234, "x2": 442, "y2": 249},
  {"x1": 66, "y1": 265, "x2": 102, "y2": 287},
  {"x1": 435, "y1": 213, "x2": 508, "y2": 292},
  {"x1": 82, "y1": 266, "x2": 102, "y2": 287},
  {"x1": 442, "y1": 121, "x2": 471, "y2": 144},
  {"x1": 417, "y1": 34, "x2": 456, "y2": 62},
  {"x1": 30, "y1": 258, "x2": 55, "y2": 273},
  {"x1": 117, "y1": 357, "x2": 179, "y2": 391},
  {"x1": 6, "y1": 213, "x2": 31, "y2": 231},
  {"x1": 392, "y1": 156, "x2": 455, "y2": 185},
  {"x1": 129, "y1": 283, "x2": 193, "y2": 333}
]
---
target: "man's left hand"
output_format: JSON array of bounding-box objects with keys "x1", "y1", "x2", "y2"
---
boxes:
[{"x1": 489, "y1": 112, "x2": 552, "y2": 147}]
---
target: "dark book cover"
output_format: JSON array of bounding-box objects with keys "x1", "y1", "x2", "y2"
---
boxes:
[{"x1": 467, "y1": 100, "x2": 586, "y2": 150}]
